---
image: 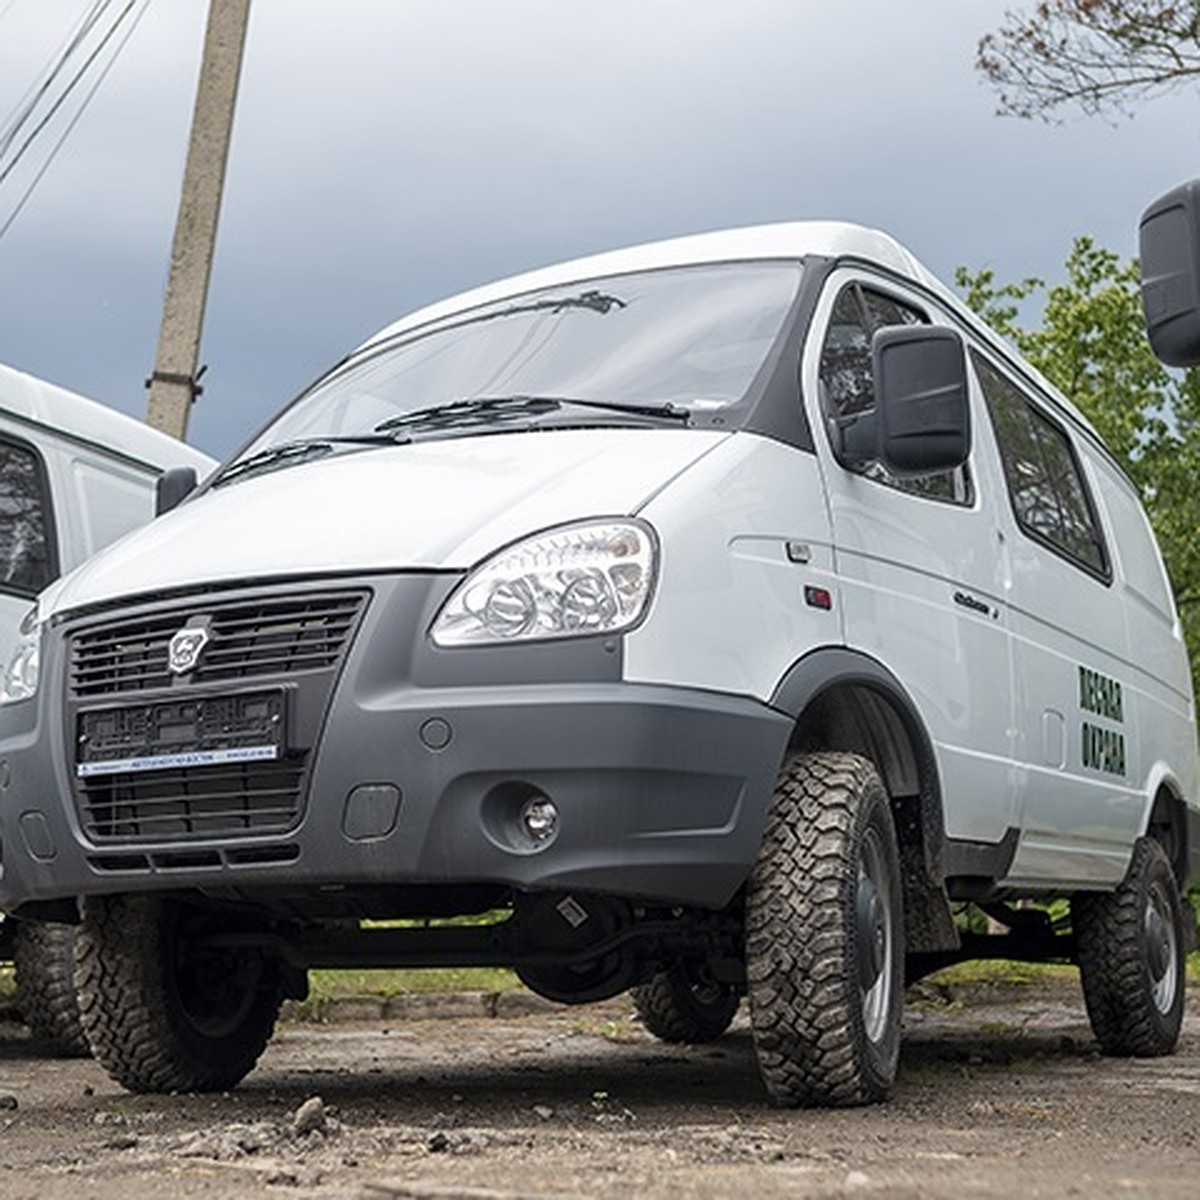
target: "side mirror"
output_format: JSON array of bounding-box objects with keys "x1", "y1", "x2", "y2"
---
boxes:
[
  {"x1": 850, "y1": 325, "x2": 970, "y2": 475},
  {"x1": 1140, "y1": 179, "x2": 1200, "y2": 368},
  {"x1": 155, "y1": 465, "x2": 199, "y2": 516}
]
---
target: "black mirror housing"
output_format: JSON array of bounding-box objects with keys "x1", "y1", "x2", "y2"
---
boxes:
[
  {"x1": 871, "y1": 325, "x2": 970, "y2": 475},
  {"x1": 1140, "y1": 179, "x2": 1200, "y2": 368},
  {"x1": 155, "y1": 465, "x2": 199, "y2": 516}
]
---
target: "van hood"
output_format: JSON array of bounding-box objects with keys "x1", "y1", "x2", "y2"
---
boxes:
[{"x1": 44, "y1": 428, "x2": 728, "y2": 617}]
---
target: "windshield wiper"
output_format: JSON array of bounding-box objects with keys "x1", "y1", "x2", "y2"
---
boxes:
[
  {"x1": 216, "y1": 434, "x2": 403, "y2": 486},
  {"x1": 551, "y1": 395, "x2": 691, "y2": 423},
  {"x1": 374, "y1": 394, "x2": 689, "y2": 435}
]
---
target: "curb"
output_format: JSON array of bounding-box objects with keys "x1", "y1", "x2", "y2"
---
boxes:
[
  {"x1": 281, "y1": 987, "x2": 565, "y2": 1024},
  {"x1": 0, "y1": 988, "x2": 566, "y2": 1032}
]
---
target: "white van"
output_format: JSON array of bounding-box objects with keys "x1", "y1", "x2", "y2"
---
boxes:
[
  {"x1": 0, "y1": 361, "x2": 214, "y2": 1052},
  {"x1": 0, "y1": 362, "x2": 214, "y2": 656},
  {"x1": 0, "y1": 210, "x2": 1195, "y2": 1106}
]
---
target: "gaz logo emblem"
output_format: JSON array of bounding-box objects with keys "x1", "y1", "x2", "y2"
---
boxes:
[{"x1": 168, "y1": 626, "x2": 210, "y2": 675}]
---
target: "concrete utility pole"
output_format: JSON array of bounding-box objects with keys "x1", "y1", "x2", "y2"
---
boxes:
[{"x1": 145, "y1": 0, "x2": 251, "y2": 441}]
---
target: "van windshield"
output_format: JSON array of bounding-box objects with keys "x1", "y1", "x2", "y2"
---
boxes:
[{"x1": 226, "y1": 261, "x2": 802, "y2": 477}]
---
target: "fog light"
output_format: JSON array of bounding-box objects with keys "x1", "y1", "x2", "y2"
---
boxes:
[{"x1": 520, "y1": 795, "x2": 559, "y2": 843}]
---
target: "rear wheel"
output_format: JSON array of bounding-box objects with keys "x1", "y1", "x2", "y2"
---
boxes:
[
  {"x1": 746, "y1": 751, "x2": 903, "y2": 1107},
  {"x1": 75, "y1": 894, "x2": 282, "y2": 1093},
  {"x1": 1073, "y1": 837, "x2": 1185, "y2": 1057},
  {"x1": 13, "y1": 921, "x2": 89, "y2": 1057},
  {"x1": 632, "y1": 961, "x2": 739, "y2": 1044}
]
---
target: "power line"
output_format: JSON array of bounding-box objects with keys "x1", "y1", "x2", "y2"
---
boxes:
[
  {"x1": 0, "y1": 0, "x2": 152, "y2": 243},
  {"x1": 0, "y1": 2, "x2": 151, "y2": 243},
  {"x1": 0, "y1": 1, "x2": 112, "y2": 161},
  {"x1": 0, "y1": 1, "x2": 137, "y2": 184}
]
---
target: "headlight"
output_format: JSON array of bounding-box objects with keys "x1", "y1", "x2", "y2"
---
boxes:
[
  {"x1": 431, "y1": 519, "x2": 658, "y2": 647},
  {"x1": 1, "y1": 604, "x2": 41, "y2": 704}
]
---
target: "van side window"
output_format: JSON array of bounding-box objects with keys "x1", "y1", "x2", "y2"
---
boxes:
[
  {"x1": 973, "y1": 351, "x2": 1109, "y2": 580},
  {"x1": 0, "y1": 439, "x2": 55, "y2": 596},
  {"x1": 819, "y1": 283, "x2": 971, "y2": 504}
]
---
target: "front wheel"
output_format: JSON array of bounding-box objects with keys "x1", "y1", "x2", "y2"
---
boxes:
[
  {"x1": 746, "y1": 751, "x2": 903, "y2": 1107},
  {"x1": 75, "y1": 894, "x2": 283, "y2": 1093},
  {"x1": 1073, "y1": 837, "x2": 1185, "y2": 1057}
]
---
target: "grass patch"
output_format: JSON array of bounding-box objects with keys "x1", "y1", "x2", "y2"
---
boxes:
[
  {"x1": 921, "y1": 959, "x2": 1076, "y2": 988},
  {"x1": 308, "y1": 966, "x2": 519, "y2": 1000},
  {"x1": 918, "y1": 950, "x2": 1200, "y2": 992}
]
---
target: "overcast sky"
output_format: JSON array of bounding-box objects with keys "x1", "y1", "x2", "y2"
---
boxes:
[{"x1": 0, "y1": 0, "x2": 1197, "y2": 462}]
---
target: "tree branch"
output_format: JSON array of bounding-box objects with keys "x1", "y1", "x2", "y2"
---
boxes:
[{"x1": 978, "y1": 0, "x2": 1200, "y2": 120}]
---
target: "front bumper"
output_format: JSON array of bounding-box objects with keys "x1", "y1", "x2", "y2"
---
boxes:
[{"x1": 0, "y1": 575, "x2": 792, "y2": 914}]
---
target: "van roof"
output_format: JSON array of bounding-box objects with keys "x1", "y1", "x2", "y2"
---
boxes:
[
  {"x1": 0, "y1": 362, "x2": 215, "y2": 475},
  {"x1": 360, "y1": 221, "x2": 947, "y2": 349}
]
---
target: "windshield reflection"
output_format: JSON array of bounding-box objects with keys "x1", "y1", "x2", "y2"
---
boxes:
[{"x1": 235, "y1": 261, "x2": 802, "y2": 464}]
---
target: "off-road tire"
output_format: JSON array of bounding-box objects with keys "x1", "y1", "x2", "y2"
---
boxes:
[
  {"x1": 75, "y1": 894, "x2": 282, "y2": 1093},
  {"x1": 746, "y1": 751, "x2": 903, "y2": 1107},
  {"x1": 1073, "y1": 837, "x2": 1185, "y2": 1057},
  {"x1": 12, "y1": 921, "x2": 89, "y2": 1057},
  {"x1": 632, "y1": 963, "x2": 740, "y2": 1043}
]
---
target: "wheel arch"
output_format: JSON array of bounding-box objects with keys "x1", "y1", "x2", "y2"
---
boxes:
[
  {"x1": 770, "y1": 648, "x2": 945, "y2": 883},
  {"x1": 1140, "y1": 766, "x2": 1193, "y2": 889}
]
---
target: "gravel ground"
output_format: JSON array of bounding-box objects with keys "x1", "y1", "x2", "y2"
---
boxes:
[{"x1": 0, "y1": 975, "x2": 1198, "y2": 1199}]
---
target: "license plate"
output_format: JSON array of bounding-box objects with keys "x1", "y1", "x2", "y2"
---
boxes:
[{"x1": 76, "y1": 691, "x2": 284, "y2": 779}]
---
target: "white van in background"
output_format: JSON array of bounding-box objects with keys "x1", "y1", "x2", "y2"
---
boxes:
[
  {"x1": 0, "y1": 360, "x2": 214, "y2": 1052},
  {"x1": 0, "y1": 361, "x2": 215, "y2": 658}
]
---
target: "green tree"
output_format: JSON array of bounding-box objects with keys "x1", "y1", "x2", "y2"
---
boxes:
[
  {"x1": 977, "y1": 1, "x2": 1200, "y2": 120},
  {"x1": 957, "y1": 239, "x2": 1200, "y2": 699}
]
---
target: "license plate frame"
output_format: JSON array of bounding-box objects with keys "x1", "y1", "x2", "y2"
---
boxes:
[{"x1": 76, "y1": 690, "x2": 285, "y2": 779}]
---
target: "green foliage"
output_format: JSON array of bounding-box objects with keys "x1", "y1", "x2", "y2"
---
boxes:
[{"x1": 957, "y1": 240, "x2": 1200, "y2": 701}]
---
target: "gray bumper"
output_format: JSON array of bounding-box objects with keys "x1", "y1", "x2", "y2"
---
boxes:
[{"x1": 0, "y1": 576, "x2": 792, "y2": 913}]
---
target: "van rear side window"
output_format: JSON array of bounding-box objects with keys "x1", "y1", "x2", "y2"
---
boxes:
[
  {"x1": 973, "y1": 351, "x2": 1110, "y2": 581},
  {"x1": 0, "y1": 439, "x2": 54, "y2": 596}
]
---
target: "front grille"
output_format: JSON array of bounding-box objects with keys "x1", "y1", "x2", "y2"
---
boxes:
[
  {"x1": 65, "y1": 582, "x2": 372, "y2": 849},
  {"x1": 78, "y1": 756, "x2": 307, "y2": 843},
  {"x1": 69, "y1": 591, "x2": 366, "y2": 697}
]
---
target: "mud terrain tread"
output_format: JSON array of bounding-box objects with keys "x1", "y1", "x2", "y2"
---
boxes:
[
  {"x1": 12, "y1": 921, "x2": 89, "y2": 1057},
  {"x1": 75, "y1": 894, "x2": 279, "y2": 1094},
  {"x1": 632, "y1": 965, "x2": 739, "y2": 1044},
  {"x1": 75, "y1": 895, "x2": 191, "y2": 1093},
  {"x1": 746, "y1": 751, "x2": 901, "y2": 1107},
  {"x1": 1073, "y1": 837, "x2": 1184, "y2": 1057}
]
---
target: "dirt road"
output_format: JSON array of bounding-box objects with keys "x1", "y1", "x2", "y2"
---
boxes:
[{"x1": 0, "y1": 975, "x2": 1197, "y2": 1199}]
